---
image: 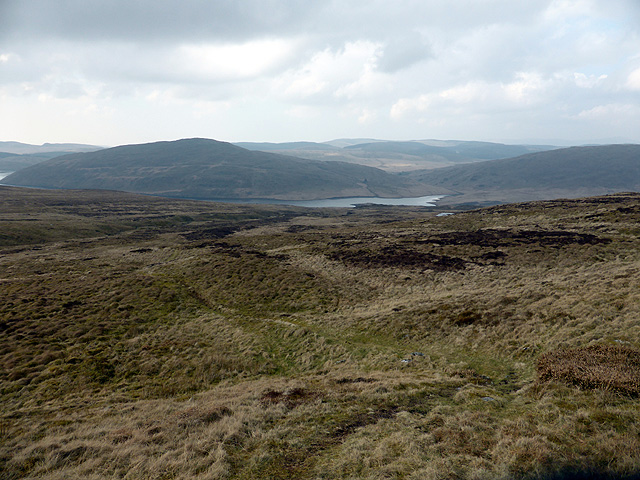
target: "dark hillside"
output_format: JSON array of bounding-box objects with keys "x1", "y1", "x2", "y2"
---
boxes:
[
  {"x1": 0, "y1": 151, "x2": 82, "y2": 172},
  {"x1": 4, "y1": 138, "x2": 447, "y2": 200},
  {"x1": 407, "y1": 144, "x2": 640, "y2": 204}
]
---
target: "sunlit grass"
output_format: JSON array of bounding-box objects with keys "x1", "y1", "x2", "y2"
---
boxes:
[{"x1": 1, "y1": 187, "x2": 640, "y2": 479}]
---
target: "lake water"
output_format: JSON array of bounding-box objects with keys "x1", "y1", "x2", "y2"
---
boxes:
[
  {"x1": 203, "y1": 195, "x2": 444, "y2": 208},
  {"x1": 0, "y1": 172, "x2": 443, "y2": 208}
]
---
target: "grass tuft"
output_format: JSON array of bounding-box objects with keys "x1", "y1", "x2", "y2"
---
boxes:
[{"x1": 537, "y1": 344, "x2": 640, "y2": 396}]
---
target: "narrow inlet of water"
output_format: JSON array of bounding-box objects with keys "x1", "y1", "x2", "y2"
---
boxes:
[{"x1": 200, "y1": 195, "x2": 444, "y2": 208}]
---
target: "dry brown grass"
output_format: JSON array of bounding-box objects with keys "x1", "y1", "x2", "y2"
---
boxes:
[
  {"x1": 2, "y1": 188, "x2": 640, "y2": 479},
  {"x1": 537, "y1": 344, "x2": 640, "y2": 396}
]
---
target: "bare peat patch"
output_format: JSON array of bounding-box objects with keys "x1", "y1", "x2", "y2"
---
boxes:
[
  {"x1": 327, "y1": 246, "x2": 467, "y2": 271},
  {"x1": 423, "y1": 229, "x2": 610, "y2": 248}
]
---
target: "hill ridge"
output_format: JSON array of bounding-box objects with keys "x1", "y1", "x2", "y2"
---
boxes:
[
  {"x1": 4, "y1": 138, "x2": 447, "y2": 201},
  {"x1": 407, "y1": 144, "x2": 640, "y2": 204}
]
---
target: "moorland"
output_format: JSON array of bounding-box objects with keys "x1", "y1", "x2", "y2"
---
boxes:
[{"x1": 1, "y1": 185, "x2": 640, "y2": 479}]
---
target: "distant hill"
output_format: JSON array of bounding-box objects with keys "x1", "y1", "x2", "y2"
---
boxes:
[
  {"x1": 323, "y1": 138, "x2": 387, "y2": 148},
  {"x1": 345, "y1": 140, "x2": 556, "y2": 161},
  {"x1": 405, "y1": 144, "x2": 640, "y2": 205},
  {"x1": 4, "y1": 138, "x2": 449, "y2": 200},
  {"x1": 0, "y1": 141, "x2": 103, "y2": 155},
  {"x1": 0, "y1": 151, "x2": 89, "y2": 172},
  {"x1": 234, "y1": 139, "x2": 557, "y2": 173},
  {"x1": 0, "y1": 142, "x2": 104, "y2": 173},
  {"x1": 235, "y1": 141, "x2": 339, "y2": 152}
]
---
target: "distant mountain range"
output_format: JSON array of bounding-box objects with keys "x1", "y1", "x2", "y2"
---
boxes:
[
  {"x1": 0, "y1": 141, "x2": 102, "y2": 155},
  {"x1": 405, "y1": 144, "x2": 640, "y2": 205},
  {"x1": 0, "y1": 151, "x2": 86, "y2": 173},
  {"x1": 0, "y1": 138, "x2": 557, "y2": 175},
  {"x1": 3, "y1": 139, "x2": 638, "y2": 206},
  {"x1": 0, "y1": 142, "x2": 103, "y2": 172},
  {"x1": 3, "y1": 138, "x2": 448, "y2": 201},
  {"x1": 236, "y1": 139, "x2": 557, "y2": 172}
]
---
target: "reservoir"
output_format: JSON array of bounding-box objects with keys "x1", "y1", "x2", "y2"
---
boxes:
[
  {"x1": 0, "y1": 172, "x2": 442, "y2": 207},
  {"x1": 201, "y1": 195, "x2": 444, "y2": 208}
]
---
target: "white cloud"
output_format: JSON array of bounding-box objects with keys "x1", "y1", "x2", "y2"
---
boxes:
[
  {"x1": 439, "y1": 83, "x2": 488, "y2": 104},
  {"x1": 543, "y1": 0, "x2": 596, "y2": 22},
  {"x1": 576, "y1": 103, "x2": 640, "y2": 120},
  {"x1": 273, "y1": 41, "x2": 383, "y2": 102},
  {"x1": 357, "y1": 108, "x2": 377, "y2": 124},
  {"x1": 178, "y1": 39, "x2": 297, "y2": 81},
  {"x1": 390, "y1": 96, "x2": 426, "y2": 120},
  {"x1": 2, "y1": 0, "x2": 640, "y2": 144},
  {"x1": 503, "y1": 72, "x2": 549, "y2": 104},
  {"x1": 573, "y1": 72, "x2": 608, "y2": 88},
  {"x1": 626, "y1": 67, "x2": 640, "y2": 91},
  {"x1": 391, "y1": 72, "x2": 554, "y2": 121},
  {"x1": 390, "y1": 83, "x2": 493, "y2": 121}
]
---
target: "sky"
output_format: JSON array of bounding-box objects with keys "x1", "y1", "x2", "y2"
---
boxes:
[{"x1": 1, "y1": 0, "x2": 639, "y2": 147}]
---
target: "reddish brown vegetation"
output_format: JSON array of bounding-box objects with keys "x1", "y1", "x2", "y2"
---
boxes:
[{"x1": 537, "y1": 344, "x2": 640, "y2": 395}]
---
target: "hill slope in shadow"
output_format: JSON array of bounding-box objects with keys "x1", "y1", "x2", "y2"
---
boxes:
[
  {"x1": 405, "y1": 144, "x2": 640, "y2": 205},
  {"x1": 4, "y1": 138, "x2": 449, "y2": 200}
]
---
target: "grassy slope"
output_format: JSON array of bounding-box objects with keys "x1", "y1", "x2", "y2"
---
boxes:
[{"x1": 1, "y1": 186, "x2": 640, "y2": 479}]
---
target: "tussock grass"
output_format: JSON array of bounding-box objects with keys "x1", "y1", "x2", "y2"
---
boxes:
[
  {"x1": 2, "y1": 188, "x2": 640, "y2": 478},
  {"x1": 537, "y1": 344, "x2": 640, "y2": 395}
]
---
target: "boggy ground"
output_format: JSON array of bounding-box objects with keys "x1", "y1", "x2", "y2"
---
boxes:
[{"x1": 1, "y1": 186, "x2": 640, "y2": 479}]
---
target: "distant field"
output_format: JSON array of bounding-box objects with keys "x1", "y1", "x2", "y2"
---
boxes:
[{"x1": 1, "y1": 186, "x2": 640, "y2": 479}]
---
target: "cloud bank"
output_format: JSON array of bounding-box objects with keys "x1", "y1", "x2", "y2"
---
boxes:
[{"x1": 1, "y1": 0, "x2": 639, "y2": 145}]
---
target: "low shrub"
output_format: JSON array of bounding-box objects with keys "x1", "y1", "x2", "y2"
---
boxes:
[{"x1": 537, "y1": 344, "x2": 640, "y2": 396}]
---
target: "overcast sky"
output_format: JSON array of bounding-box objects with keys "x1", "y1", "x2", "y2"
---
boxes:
[{"x1": 1, "y1": 0, "x2": 639, "y2": 146}]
